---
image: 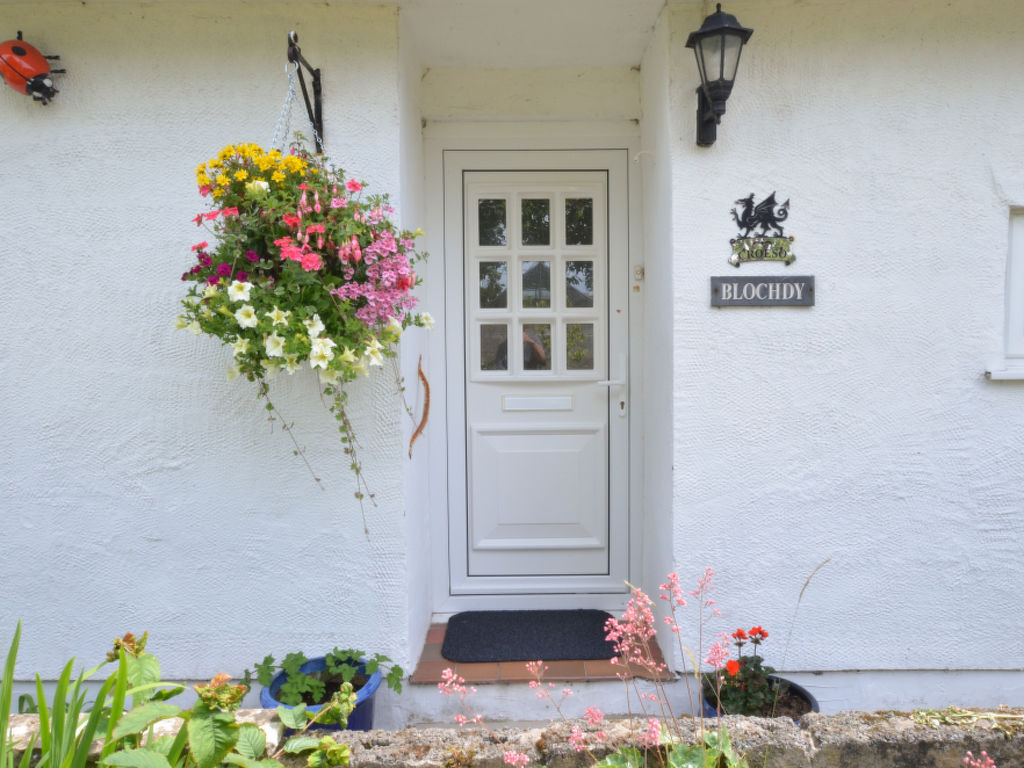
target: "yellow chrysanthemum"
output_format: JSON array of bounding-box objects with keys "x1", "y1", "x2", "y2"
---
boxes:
[
  {"x1": 216, "y1": 175, "x2": 231, "y2": 187},
  {"x1": 234, "y1": 169, "x2": 249, "y2": 181},
  {"x1": 271, "y1": 170, "x2": 285, "y2": 183}
]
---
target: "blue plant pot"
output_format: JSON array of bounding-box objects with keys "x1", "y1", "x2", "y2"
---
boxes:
[
  {"x1": 260, "y1": 656, "x2": 382, "y2": 731},
  {"x1": 701, "y1": 675, "x2": 819, "y2": 719}
]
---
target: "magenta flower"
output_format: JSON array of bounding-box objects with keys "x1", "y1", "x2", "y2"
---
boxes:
[
  {"x1": 206, "y1": 275, "x2": 219, "y2": 285},
  {"x1": 236, "y1": 271, "x2": 248, "y2": 282},
  {"x1": 215, "y1": 263, "x2": 232, "y2": 277},
  {"x1": 245, "y1": 250, "x2": 259, "y2": 262}
]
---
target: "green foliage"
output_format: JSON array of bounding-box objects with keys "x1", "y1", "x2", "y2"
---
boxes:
[
  {"x1": 249, "y1": 648, "x2": 403, "y2": 710},
  {"x1": 702, "y1": 654, "x2": 777, "y2": 716}
]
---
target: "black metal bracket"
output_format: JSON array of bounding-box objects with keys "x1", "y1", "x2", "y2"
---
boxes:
[
  {"x1": 695, "y1": 87, "x2": 717, "y2": 148},
  {"x1": 287, "y1": 31, "x2": 323, "y2": 153}
]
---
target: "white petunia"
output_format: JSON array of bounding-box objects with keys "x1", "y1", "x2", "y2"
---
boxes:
[
  {"x1": 303, "y1": 313, "x2": 325, "y2": 338},
  {"x1": 186, "y1": 320, "x2": 202, "y2": 336},
  {"x1": 386, "y1": 316, "x2": 403, "y2": 337},
  {"x1": 309, "y1": 348, "x2": 333, "y2": 369},
  {"x1": 310, "y1": 336, "x2": 337, "y2": 359},
  {"x1": 234, "y1": 304, "x2": 258, "y2": 328},
  {"x1": 420, "y1": 312, "x2": 435, "y2": 330},
  {"x1": 265, "y1": 333, "x2": 285, "y2": 357},
  {"x1": 245, "y1": 179, "x2": 270, "y2": 196},
  {"x1": 226, "y1": 364, "x2": 240, "y2": 381},
  {"x1": 283, "y1": 354, "x2": 301, "y2": 374},
  {"x1": 338, "y1": 346, "x2": 357, "y2": 364},
  {"x1": 231, "y1": 338, "x2": 250, "y2": 357},
  {"x1": 227, "y1": 280, "x2": 252, "y2": 302},
  {"x1": 266, "y1": 306, "x2": 291, "y2": 326},
  {"x1": 319, "y1": 368, "x2": 342, "y2": 384},
  {"x1": 203, "y1": 284, "x2": 220, "y2": 299}
]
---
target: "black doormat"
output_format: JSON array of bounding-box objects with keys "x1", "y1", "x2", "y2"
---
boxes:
[{"x1": 441, "y1": 609, "x2": 617, "y2": 663}]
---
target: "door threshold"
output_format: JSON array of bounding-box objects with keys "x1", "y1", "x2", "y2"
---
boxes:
[{"x1": 409, "y1": 623, "x2": 668, "y2": 685}]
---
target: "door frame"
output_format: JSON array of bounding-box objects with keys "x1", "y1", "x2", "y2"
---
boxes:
[{"x1": 422, "y1": 122, "x2": 645, "y2": 613}]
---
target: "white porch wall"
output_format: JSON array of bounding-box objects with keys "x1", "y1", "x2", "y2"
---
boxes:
[
  {"x1": 666, "y1": 0, "x2": 1024, "y2": 707},
  {"x1": 0, "y1": 1, "x2": 413, "y2": 711},
  {"x1": 638, "y1": 7, "x2": 676, "y2": 650}
]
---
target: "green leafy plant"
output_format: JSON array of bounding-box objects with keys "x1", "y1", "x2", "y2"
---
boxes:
[
  {"x1": 702, "y1": 627, "x2": 779, "y2": 717},
  {"x1": 248, "y1": 648, "x2": 402, "y2": 717}
]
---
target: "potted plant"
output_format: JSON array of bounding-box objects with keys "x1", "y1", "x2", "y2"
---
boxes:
[
  {"x1": 702, "y1": 626, "x2": 819, "y2": 719},
  {"x1": 248, "y1": 648, "x2": 403, "y2": 731},
  {"x1": 176, "y1": 139, "x2": 432, "y2": 527}
]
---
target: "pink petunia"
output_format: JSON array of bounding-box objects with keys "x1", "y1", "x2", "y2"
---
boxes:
[{"x1": 346, "y1": 179, "x2": 362, "y2": 192}]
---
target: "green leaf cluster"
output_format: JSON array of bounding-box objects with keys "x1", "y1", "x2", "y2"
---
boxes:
[
  {"x1": 702, "y1": 655, "x2": 777, "y2": 717},
  {"x1": 248, "y1": 648, "x2": 403, "y2": 710},
  {"x1": 595, "y1": 728, "x2": 747, "y2": 768}
]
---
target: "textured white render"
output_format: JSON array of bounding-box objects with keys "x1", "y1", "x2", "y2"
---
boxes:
[
  {"x1": 663, "y1": 0, "x2": 1024, "y2": 707},
  {"x1": 3, "y1": 0, "x2": 1024, "y2": 725},
  {"x1": 0, "y1": 1, "x2": 415, "y2": 717}
]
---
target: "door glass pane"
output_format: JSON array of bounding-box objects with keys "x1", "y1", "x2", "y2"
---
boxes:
[
  {"x1": 480, "y1": 324, "x2": 508, "y2": 371},
  {"x1": 565, "y1": 198, "x2": 593, "y2": 245},
  {"x1": 521, "y1": 199, "x2": 551, "y2": 245},
  {"x1": 522, "y1": 323, "x2": 552, "y2": 371},
  {"x1": 479, "y1": 261, "x2": 507, "y2": 308},
  {"x1": 565, "y1": 261, "x2": 594, "y2": 308},
  {"x1": 478, "y1": 199, "x2": 507, "y2": 246},
  {"x1": 521, "y1": 261, "x2": 551, "y2": 308},
  {"x1": 566, "y1": 323, "x2": 594, "y2": 370}
]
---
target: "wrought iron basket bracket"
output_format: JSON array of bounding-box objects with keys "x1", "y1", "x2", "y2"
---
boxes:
[{"x1": 286, "y1": 31, "x2": 324, "y2": 153}]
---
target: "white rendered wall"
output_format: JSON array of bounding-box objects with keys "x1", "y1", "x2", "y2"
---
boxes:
[
  {"x1": 665, "y1": 0, "x2": 1024, "y2": 710},
  {"x1": 0, "y1": 1, "x2": 414, "y2": 723}
]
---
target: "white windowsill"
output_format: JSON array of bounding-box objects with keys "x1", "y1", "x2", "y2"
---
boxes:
[{"x1": 985, "y1": 361, "x2": 1024, "y2": 380}]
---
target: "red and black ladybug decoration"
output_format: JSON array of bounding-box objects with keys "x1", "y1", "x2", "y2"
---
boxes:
[{"x1": 0, "y1": 31, "x2": 64, "y2": 105}]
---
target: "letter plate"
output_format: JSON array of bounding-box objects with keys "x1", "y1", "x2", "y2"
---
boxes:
[{"x1": 710, "y1": 276, "x2": 815, "y2": 307}]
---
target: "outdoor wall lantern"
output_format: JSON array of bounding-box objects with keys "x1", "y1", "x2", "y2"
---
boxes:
[{"x1": 685, "y1": 4, "x2": 753, "y2": 147}]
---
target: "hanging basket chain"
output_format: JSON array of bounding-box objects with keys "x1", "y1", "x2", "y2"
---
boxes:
[{"x1": 271, "y1": 62, "x2": 299, "y2": 152}]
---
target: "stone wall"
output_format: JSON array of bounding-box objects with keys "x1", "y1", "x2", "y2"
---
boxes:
[{"x1": 7, "y1": 710, "x2": 1023, "y2": 768}]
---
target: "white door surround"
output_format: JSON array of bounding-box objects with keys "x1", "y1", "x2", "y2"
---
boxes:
[{"x1": 422, "y1": 127, "x2": 644, "y2": 613}]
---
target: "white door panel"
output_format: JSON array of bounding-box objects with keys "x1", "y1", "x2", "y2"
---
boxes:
[{"x1": 443, "y1": 151, "x2": 630, "y2": 596}]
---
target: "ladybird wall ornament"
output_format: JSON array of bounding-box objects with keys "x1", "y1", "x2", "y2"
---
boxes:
[{"x1": 0, "y1": 31, "x2": 64, "y2": 105}]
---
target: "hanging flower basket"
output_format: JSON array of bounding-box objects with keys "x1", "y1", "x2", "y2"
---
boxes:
[{"x1": 176, "y1": 140, "x2": 431, "y2": 522}]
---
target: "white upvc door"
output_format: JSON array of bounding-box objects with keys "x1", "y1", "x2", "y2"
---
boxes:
[{"x1": 443, "y1": 150, "x2": 631, "y2": 597}]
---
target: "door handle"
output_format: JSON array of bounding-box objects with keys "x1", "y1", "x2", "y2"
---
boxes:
[
  {"x1": 596, "y1": 355, "x2": 628, "y2": 417},
  {"x1": 596, "y1": 378, "x2": 624, "y2": 388}
]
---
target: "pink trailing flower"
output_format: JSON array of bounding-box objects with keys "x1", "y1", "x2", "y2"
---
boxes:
[
  {"x1": 964, "y1": 752, "x2": 998, "y2": 768},
  {"x1": 503, "y1": 752, "x2": 529, "y2": 768},
  {"x1": 638, "y1": 718, "x2": 661, "y2": 748},
  {"x1": 583, "y1": 706, "x2": 604, "y2": 726}
]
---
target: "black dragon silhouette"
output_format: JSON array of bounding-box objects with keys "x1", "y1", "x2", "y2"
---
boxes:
[{"x1": 732, "y1": 192, "x2": 790, "y2": 238}]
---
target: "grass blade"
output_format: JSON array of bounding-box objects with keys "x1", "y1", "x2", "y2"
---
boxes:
[{"x1": 0, "y1": 622, "x2": 22, "y2": 768}]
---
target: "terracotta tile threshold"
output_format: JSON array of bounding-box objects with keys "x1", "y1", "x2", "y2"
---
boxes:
[{"x1": 410, "y1": 623, "x2": 668, "y2": 685}]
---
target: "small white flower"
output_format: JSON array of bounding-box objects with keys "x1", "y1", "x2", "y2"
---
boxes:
[
  {"x1": 228, "y1": 280, "x2": 252, "y2": 302},
  {"x1": 320, "y1": 368, "x2": 342, "y2": 384},
  {"x1": 231, "y1": 338, "x2": 250, "y2": 357},
  {"x1": 310, "y1": 336, "x2": 337, "y2": 358},
  {"x1": 261, "y1": 359, "x2": 279, "y2": 378},
  {"x1": 203, "y1": 284, "x2": 220, "y2": 299},
  {"x1": 186, "y1": 320, "x2": 202, "y2": 336},
  {"x1": 245, "y1": 179, "x2": 270, "y2": 195},
  {"x1": 386, "y1": 316, "x2": 403, "y2": 337},
  {"x1": 234, "y1": 304, "x2": 258, "y2": 328},
  {"x1": 309, "y1": 348, "x2": 332, "y2": 369},
  {"x1": 266, "y1": 306, "x2": 291, "y2": 326},
  {"x1": 420, "y1": 312, "x2": 435, "y2": 330},
  {"x1": 265, "y1": 333, "x2": 285, "y2": 357},
  {"x1": 283, "y1": 354, "x2": 301, "y2": 374},
  {"x1": 338, "y1": 346, "x2": 357, "y2": 364},
  {"x1": 303, "y1": 313, "x2": 325, "y2": 337},
  {"x1": 226, "y1": 364, "x2": 240, "y2": 381},
  {"x1": 174, "y1": 316, "x2": 188, "y2": 330},
  {"x1": 365, "y1": 348, "x2": 384, "y2": 367}
]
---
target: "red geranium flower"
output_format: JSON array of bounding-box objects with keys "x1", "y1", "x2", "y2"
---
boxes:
[
  {"x1": 731, "y1": 628, "x2": 748, "y2": 641},
  {"x1": 748, "y1": 626, "x2": 769, "y2": 641},
  {"x1": 726, "y1": 659, "x2": 740, "y2": 676}
]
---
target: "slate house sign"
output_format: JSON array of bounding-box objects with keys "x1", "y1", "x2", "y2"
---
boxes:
[{"x1": 712, "y1": 191, "x2": 814, "y2": 307}]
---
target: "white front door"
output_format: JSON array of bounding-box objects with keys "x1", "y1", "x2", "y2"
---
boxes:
[{"x1": 444, "y1": 150, "x2": 631, "y2": 597}]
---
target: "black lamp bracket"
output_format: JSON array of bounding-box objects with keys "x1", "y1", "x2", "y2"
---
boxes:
[
  {"x1": 695, "y1": 87, "x2": 717, "y2": 148},
  {"x1": 286, "y1": 31, "x2": 324, "y2": 153}
]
